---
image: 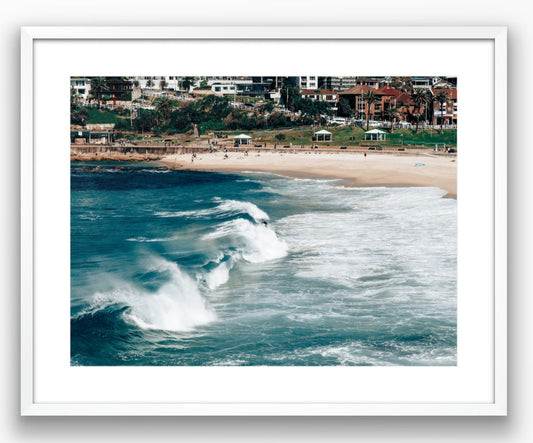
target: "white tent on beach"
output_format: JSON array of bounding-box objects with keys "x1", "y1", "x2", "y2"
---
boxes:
[
  {"x1": 364, "y1": 129, "x2": 387, "y2": 141},
  {"x1": 233, "y1": 133, "x2": 252, "y2": 145},
  {"x1": 313, "y1": 129, "x2": 332, "y2": 141}
]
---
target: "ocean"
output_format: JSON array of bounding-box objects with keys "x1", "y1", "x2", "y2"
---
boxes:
[{"x1": 71, "y1": 161, "x2": 457, "y2": 366}]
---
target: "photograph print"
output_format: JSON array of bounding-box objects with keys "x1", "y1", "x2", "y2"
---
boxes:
[{"x1": 70, "y1": 75, "x2": 457, "y2": 366}]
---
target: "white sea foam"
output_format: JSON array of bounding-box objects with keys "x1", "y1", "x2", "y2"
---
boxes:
[
  {"x1": 86, "y1": 258, "x2": 215, "y2": 332},
  {"x1": 202, "y1": 218, "x2": 288, "y2": 263},
  {"x1": 204, "y1": 261, "x2": 231, "y2": 289},
  {"x1": 214, "y1": 199, "x2": 269, "y2": 222},
  {"x1": 126, "y1": 236, "x2": 180, "y2": 242}
]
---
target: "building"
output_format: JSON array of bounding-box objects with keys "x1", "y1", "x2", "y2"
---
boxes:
[
  {"x1": 338, "y1": 85, "x2": 386, "y2": 120},
  {"x1": 313, "y1": 129, "x2": 332, "y2": 141},
  {"x1": 300, "y1": 89, "x2": 338, "y2": 104},
  {"x1": 211, "y1": 83, "x2": 237, "y2": 95},
  {"x1": 411, "y1": 77, "x2": 432, "y2": 89},
  {"x1": 233, "y1": 134, "x2": 252, "y2": 145},
  {"x1": 364, "y1": 129, "x2": 387, "y2": 141},
  {"x1": 355, "y1": 77, "x2": 384, "y2": 89},
  {"x1": 317, "y1": 76, "x2": 358, "y2": 92},
  {"x1": 101, "y1": 77, "x2": 134, "y2": 103},
  {"x1": 299, "y1": 76, "x2": 319, "y2": 90},
  {"x1": 70, "y1": 77, "x2": 91, "y2": 101},
  {"x1": 432, "y1": 88, "x2": 458, "y2": 125}
]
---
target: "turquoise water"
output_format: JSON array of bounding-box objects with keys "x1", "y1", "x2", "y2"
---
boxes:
[{"x1": 71, "y1": 162, "x2": 457, "y2": 366}]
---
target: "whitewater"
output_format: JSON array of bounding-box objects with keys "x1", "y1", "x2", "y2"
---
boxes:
[{"x1": 71, "y1": 162, "x2": 456, "y2": 366}]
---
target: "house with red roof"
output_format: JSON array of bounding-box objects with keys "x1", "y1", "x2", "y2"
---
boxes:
[
  {"x1": 338, "y1": 85, "x2": 386, "y2": 120},
  {"x1": 432, "y1": 88, "x2": 457, "y2": 126}
]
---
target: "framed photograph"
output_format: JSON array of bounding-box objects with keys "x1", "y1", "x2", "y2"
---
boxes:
[{"x1": 21, "y1": 26, "x2": 507, "y2": 416}]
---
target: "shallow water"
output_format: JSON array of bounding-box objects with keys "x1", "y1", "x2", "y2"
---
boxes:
[{"x1": 71, "y1": 162, "x2": 457, "y2": 366}]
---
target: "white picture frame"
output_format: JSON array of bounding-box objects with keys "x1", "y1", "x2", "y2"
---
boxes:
[{"x1": 20, "y1": 26, "x2": 507, "y2": 416}]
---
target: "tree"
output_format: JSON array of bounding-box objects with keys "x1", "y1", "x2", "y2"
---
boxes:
[
  {"x1": 410, "y1": 113, "x2": 422, "y2": 134},
  {"x1": 337, "y1": 97, "x2": 352, "y2": 118},
  {"x1": 169, "y1": 109, "x2": 191, "y2": 132},
  {"x1": 135, "y1": 108, "x2": 162, "y2": 132},
  {"x1": 293, "y1": 97, "x2": 331, "y2": 124},
  {"x1": 361, "y1": 91, "x2": 380, "y2": 130},
  {"x1": 280, "y1": 78, "x2": 300, "y2": 111},
  {"x1": 153, "y1": 97, "x2": 177, "y2": 123},
  {"x1": 267, "y1": 112, "x2": 289, "y2": 128},
  {"x1": 260, "y1": 101, "x2": 275, "y2": 113},
  {"x1": 71, "y1": 107, "x2": 88, "y2": 125},
  {"x1": 181, "y1": 77, "x2": 196, "y2": 92},
  {"x1": 89, "y1": 77, "x2": 107, "y2": 108},
  {"x1": 146, "y1": 77, "x2": 154, "y2": 88},
  {"x1": 410, "y1": 89, "x2": 430, "y2": 133},
  {"x1": 434, "y1": 90, "x2": 450, "y2": 133},
  {"x1": 70, "y1": 86, "x2": 80, "y2": 112},
  {"x1": 390, "y1": 76, "x2": 413, "y2": 94},
  {"x1": 385, "y1": 107, "x2": 401, "y2": 133}
]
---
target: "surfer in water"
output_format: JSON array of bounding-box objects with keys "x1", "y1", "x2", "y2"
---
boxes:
[{"x1": 262, "y1": 220, "x2": 268, "y2": 227}]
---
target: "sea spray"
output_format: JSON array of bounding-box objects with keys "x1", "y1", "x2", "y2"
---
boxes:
[
  {"x1": 84, "y1": 258, "x2": 215, "y2": 332},
  {"x1": 202, "y1": 218, "x2": 288, "y2": 263},
  {"x1": 203, "y1": 261, "x2": 231, "y2": 290}
]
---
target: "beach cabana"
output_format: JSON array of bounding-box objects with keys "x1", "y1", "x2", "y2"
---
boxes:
[
  {"x1": 233, "y1": 134, "x2": 252, "y2": 145},
  {"x1": 364, "y1": 129, "x2": 387, "y2": 141},
  {"x1": 313, "y1": 129, "x2": 332, "y2": 142}
]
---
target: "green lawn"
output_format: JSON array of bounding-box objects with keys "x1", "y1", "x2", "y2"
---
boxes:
[
  {"x1": 85, "y1": 107, "x2": 120, "y2": 124},
  {"x1": 225, "y1": 126, "x2": 457, "y2": 148}
]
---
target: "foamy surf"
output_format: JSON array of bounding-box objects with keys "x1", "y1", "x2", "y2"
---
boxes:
[
  {"x1": 202, "y1": 218, "x2": 288, "y2": 263},
  {"x1": 71, "y1": 167, "x2": 456, "y2": 366},
  {"x1": 82, "y1": 259, "x2": 215, "y2": 332}
]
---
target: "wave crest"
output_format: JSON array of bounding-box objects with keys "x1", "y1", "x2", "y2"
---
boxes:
[
  {"x1": 81, "y1": 258, "x2": 215, "y2": 332},
  {"x1": 202, "y1": 218, "x2": 288, "y2": 264},
  {"x1": 156, "y1": 198, "x2": 269, "y2": 223}
]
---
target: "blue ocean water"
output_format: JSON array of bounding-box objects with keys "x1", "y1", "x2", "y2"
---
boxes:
[{"x1": 71, "y1": 162, "x2": 457, "y2": 366}]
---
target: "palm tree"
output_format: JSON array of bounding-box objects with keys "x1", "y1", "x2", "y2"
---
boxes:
[
  {"x1": 385, "y1": 107, "x2": 401, "y2": 133},
  {"x1": 361, "y1": 91, "x2": 380, "y2": 130},
  {"x1": 410, "y1": 89, "x2": 429, "y2": 133},
  {"x1": 89, "y1": 77, "x2": 107, "y2": 108},
  {"x1": 153, "y1": 97, "x2": 176, "y2": 125},
  {"x1": 434, "y1": 90, "x2": 450, "y2": 133}
]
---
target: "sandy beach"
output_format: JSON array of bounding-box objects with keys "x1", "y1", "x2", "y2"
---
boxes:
[{"x1": 159, "y1": 151, "x2": 457, "y2": 198}]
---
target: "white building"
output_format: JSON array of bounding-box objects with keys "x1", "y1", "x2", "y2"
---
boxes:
[
  {"x1": 299, "y1": 76, "x2": 319, "y2": 90},
  {"x1": 211, "y1": 83, "x2": 237, "y2": 95},
  {"x1": 71, "y1": 77, "x2": 91, "y2": 100},
  {"x1": 133, "y1": 76, "x2": 183, "y2": 91}
]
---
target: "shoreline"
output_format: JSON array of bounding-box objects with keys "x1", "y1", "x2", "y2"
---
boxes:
[
  {"x1": 70, "y1": 150, "x2": 457, "y2": 198},
  {"x1": 158, "y1": 151, "x2": 457, "y2": 199}
]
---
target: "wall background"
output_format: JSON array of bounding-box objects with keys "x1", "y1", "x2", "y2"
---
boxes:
[{"x1": 1, "y1": 1, "x2": 528, "y2": 442}]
